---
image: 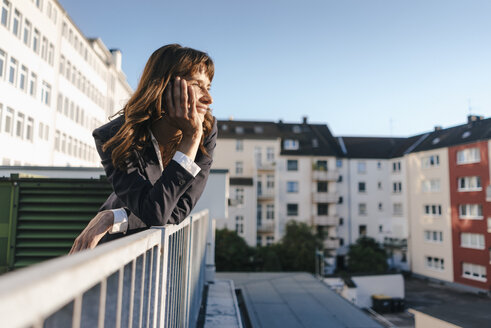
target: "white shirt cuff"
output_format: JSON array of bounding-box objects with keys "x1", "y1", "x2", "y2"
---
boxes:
[
  {"x1": 109, "y1": 208, "x2": 128, "y2": 234},
  {"x1": 172, "y1": 151, "x2": 201, "y2": 177}
]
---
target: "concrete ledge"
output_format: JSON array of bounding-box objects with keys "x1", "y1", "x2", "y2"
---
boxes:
[{"x1": 205, "y1": 279, "x2": 242, "y2": 328}]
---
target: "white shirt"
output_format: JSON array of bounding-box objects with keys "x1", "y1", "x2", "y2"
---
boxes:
[{"x1": 109, "y1": 130, "x2": 201, "y2": 234}]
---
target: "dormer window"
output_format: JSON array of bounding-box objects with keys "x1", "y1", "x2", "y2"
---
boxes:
[
  {"x1": 254, "y1": 126, "x2": 264, "y2": 133},
  {"x1": 312, "y1": 138, "x2": 319, "y2": 148},
  {"x1": 235, "y1": 126, "x2": 244, "y2": 134},
  {"x1": 284, "y1": 139, "x2": 299, "y2": 150},
  {"x1": 292, "y1": 125, "x2": 301, "y2": 133}
]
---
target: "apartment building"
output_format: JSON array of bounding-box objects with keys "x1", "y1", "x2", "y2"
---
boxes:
[
  {"x1": 407, "y1": 116, "x2": 491, "y2": 289},
  {"x1": 0, "y1": 0, "x2": 132, "y2": 166}
]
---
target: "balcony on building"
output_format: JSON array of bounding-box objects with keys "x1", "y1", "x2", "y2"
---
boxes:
[
  {"x1": 324, "y1": 238, "x2": 340, "y2": 249},
  {"x1": 312, "y1": 191, "x2": 339, "y2": 203},
  {"x1": 256, "y1": 160, "x2": 275, "y2": 172},
  {"x1": 257, "y1": 220, "x2": 275, "y2": 233},
  {"x1": 313, "y1": 215, "x2": 339, "y2": 226},
  {"x1": 312, "y1": 166, "x2": 339, "y2": 181},
  {"x1": 257, "y1": 188, "x2": 275, "y2": 201}
]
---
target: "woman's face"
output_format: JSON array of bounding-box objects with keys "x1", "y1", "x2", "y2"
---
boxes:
[{"x1": 185, "y1": 69, "x2": 213, "y2": 122}]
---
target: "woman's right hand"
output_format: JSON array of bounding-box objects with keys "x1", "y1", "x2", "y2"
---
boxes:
[{"x1": 164, "y1": 76, "x2": 203, "y2": 139}]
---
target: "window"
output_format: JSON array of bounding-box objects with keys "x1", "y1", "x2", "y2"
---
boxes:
[
  {"x1": 12, "y1": 8, "x2": 20, "y2": 37},
  {"x1": 358, "y1": 182, "x2": 366, "y2": 193},
  {"x1": 8, "y1": 56, "x2": 17, "y2": 85},
  {"x1": 256, "y1": 204, "x2": 262, "y2": 226},
  {"x1": 56, "y1": 93, "x2": 63, "y2": 112},
  {"x1": 235, "y1": 215, "x2": 244, "y2": 234},
  {"x1": 378, "y1": 202, "x2": 383, "y2": 211},
  {"x1": 315, "y1": 160, "x2": 328, "y2": 171},
  {"x1": 48, "y1": 43, "x2": 54, "y2": 65},
  {"x1": 317, "y1": 203, "x2": 328, "y2": 216},
  {"x1": 457, "y1": 148, "x2": 480, "y2": 165},
  {"x1": 235, "y1": 139, "x2": 243, "y2": 151},
  {"x1": 393, "y1": 203, "x2": 403, "y2": 216},
  {"x1": 25, "y1": 117, "x2": 33, "y2": 141},
  {"x1": 235, "y1": 161, "x2": 243, "y2": 175},
  {"x1": 61, "y1": 133, "x2": 66, "y2": 153},
  {"x1": 421, "y1": 179, "x2": 441, "y2": 192},
  {"x1": 33, "y1": 29, "x2": 40, "y2": 53},
  {"x1": 337, "y1": 175, "x2": 343, "y2": 183},
  {"x1": 424, "y1": 230, "x2": 443, "y2": 243},
  {"x1": 425, "y1": 256, "x2": 444, "y2": 271},
  {"x1": 283, "y1": 139, "x2": 299, "y2": 150},
  {"x1": 19, "y1": 65, "x2": 27, "y2": 91},
  {"x1": 459, "y1": 204, "x2": 483, "y2": 219},
  {"x1": 358, "y1": 203, "x2": 367, "y2": 215},
  {"x1": 36, "y1": 0, "x2": 43, "y2": 10},
  {"x1": 458, "y1": 176, "x2": 482, "y2": 191},
  {"x1": 359, "y1": 225, "x2": 367, "y2": 236},
  {"x1": 379, "y1": 225, "x2": 383, "y2": 233},
  {"x1": 1, "y1": 0, "x2": 10, "y2": 28},
  {"x1": 234, "y1": 188, "x2": 244, "y2": 205},
  {"x1": 422, "y1": 155, "x2": 440, "y2": 168},
  {"x1": 357, "y1": 161, "x2": 366, "y2": 173},
  {"x1": 266, "y1": 236, "x2": 274, "y2": 246},
  {"x1": 66, "y1": 61, "x2": 71, "y2": 80},
  {"x1": 463, "y1": 263, "x2": 487, "y2": 281},
  {"x1": 392, "y1": 161, "x2": 401, "y2": 172},
  {"x1": 59, "y1": 55, "x2": 65, "y2": 74},
  {"x1": 339, "y1": 217, "x2": 344, "y2": 226},
  {"x1": 0, "y1": 48, "x2": 5, "y2": 78},
  {"x1": 287, "y1": 181, "x2": 298, "y2": 193},
  {"x1": 29, "y1": 72, "x2": 37, "y2": 96},
  {"x1": 266, "y1": 147, "x2": 274, "y2": 161},
  {"x1": 41, "y1": 81, "x2": 51, "y2": 105},
  {"x1": 424, "y1": 204, "x2": 442, "y2": 216},
  {"x1": 266, "y1": 174, "x2": 274, "y2": 189},
  {"x1": 377, "y1": 161, "x2": 382, "y2": 169},
  {"x1": 67, "y1": 136, "x2": 73, "y2": 155},
  {"x1": 488, "y1": 218, "x2": 491, "y2": 233},
  {"x1": 256, "y1": 236, "x2": 262, "y2": 247},
  {"x1": 461, "y1": 233, "x2": 485, "y2": 249},
  {"x1": 336, "y1": 159, "x2": 342, "y2": 168},
  {"x1": 4, "y1": 107, "x2": 13, "y2": 135},
  {"x1": 287, "y1": 203, "x2": 298, "y2": 216},
  {"x1": 23, "y1": 19, "x2": 31, "y2": 46},
  {"x1": 317, "y1": 181, "x2": 328, "y2": 192},
  {"x1": 266, "y1": 204, "x2": 274, "y2": 219},
  {"x1": 287, "y1": 159, "x2": 298, "y2": 171},
  {"x1": 338, "y1": 196, "x2": 343, "y2": 204},
  {"x1": 393, "y1": 182, "x2": 402, "y2": 193},
  {"x1": 15, "y1": 112, "x2": 24, "y2": 138}
]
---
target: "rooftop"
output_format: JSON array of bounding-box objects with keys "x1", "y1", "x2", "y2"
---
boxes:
[{"x1": 217, "y1": 272, "x2": 382, "y2": 328}]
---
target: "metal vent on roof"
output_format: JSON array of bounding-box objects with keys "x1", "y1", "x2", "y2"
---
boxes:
[
  {"x1": 432, "y1": 137, "x2": 440, "y2": 145},
  {"x1": 462, "y1": 131, "x2": 471, "y2": 139}
]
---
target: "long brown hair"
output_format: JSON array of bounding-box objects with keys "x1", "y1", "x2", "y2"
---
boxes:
[{"x1": 103, "y1": 44, "x2": 215, "y2": 171}]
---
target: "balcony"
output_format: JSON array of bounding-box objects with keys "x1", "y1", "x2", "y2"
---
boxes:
[
  {"x1": 0, "y1": 211, "x2": 211, "y2": 327},
  {"x1": 324, "y1": 238, "x2": 340, "y2": 250},
  {"x1": 312, "y1": 170, "x2": 339, "y2": 181},
  {"x1": 313, "y1": 215, "x2": 339, "y2": 226},
  {"x1": 256, "y1": 161, "x2": 275, "y2": 172},
  {"x1": 257, "y1": 189, "x2": 274, "y2": 201},
  {"x1": 312, "y1": 191, "x2": 338, "y2": 203},
  {"x1": 257, "y1": 221, "x2": 275, "y2": 233}
]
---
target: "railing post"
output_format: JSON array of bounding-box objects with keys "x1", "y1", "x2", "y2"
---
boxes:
[{"x1": 151, "y1": 225, "x2": 168, "y2": 328}]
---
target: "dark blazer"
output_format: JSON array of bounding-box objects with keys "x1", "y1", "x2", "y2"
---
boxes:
[{"x1": 94, "y1": 115, "x2": 217, "y2": 242}]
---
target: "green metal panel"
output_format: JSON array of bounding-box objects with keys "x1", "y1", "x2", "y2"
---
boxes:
[{"x1": 0, "y1": 175, "x2": 113, "y2": 272}]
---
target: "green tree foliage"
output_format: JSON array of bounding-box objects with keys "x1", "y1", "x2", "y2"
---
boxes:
[
  {"x1": 215, "y1": 221, "x2": 323, "y2": 273},
  {"x1": 347, "y1": 237, "x2": 388, "y2": 274},
  {"x1": 215, "y1": 228, "x2": 255, "y2": 271}
]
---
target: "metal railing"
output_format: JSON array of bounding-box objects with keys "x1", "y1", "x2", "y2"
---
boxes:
[{"x1": 0, "y1": 210, "x2": 209, "y2": 328}]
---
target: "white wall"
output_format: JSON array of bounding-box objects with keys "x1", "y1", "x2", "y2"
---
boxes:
[{"x1": 351, "y1": 274, "x2": 405, "y2": 308}]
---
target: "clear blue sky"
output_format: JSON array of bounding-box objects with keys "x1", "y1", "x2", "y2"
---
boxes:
[{"x1": 58, "y1": 0, "x2": 491, "y2": 137}]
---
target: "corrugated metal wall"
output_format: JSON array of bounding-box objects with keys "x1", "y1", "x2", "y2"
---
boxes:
[{"x1": 0, "y1": 175, "x2": 113, "y2": 273}]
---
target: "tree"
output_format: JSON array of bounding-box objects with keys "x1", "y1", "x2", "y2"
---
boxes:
[
  {"x1": 347, "y1": 237, "x2": 388, "y2": 274},
  {"x1": 215, "y1": 228, "x2": 253, "y2": 271},
  {"x1": 275, "y1": 221, "x2": 323, "y2": 273}
]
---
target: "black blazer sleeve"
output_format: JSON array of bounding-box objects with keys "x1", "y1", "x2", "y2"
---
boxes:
[{"x1": 93, "y1": 119, "x2": 217, "y2": 228}]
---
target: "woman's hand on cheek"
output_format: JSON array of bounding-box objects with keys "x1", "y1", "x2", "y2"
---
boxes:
[{"x1": 164, "y1": 77, "x2": 203, "y2": 139}]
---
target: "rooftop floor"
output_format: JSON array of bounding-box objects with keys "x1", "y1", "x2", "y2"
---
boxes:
[{"x1": 217, "y1": 272, "x2": 382, "y2": 328}]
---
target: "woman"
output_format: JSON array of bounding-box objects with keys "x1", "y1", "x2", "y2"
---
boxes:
[{"x1": 70, "y1": 44, "x2": 217, "y2": 252}]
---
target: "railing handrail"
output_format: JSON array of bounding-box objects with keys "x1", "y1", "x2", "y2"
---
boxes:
[{"x1": 0, "y1": 210, "x2": 209, "y2": 328}]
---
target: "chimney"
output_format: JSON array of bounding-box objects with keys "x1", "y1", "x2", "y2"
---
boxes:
[
  {"x1": 110, "y1": 49, "x2": 122, "y2": 71},
  {"x1": 278, "y1": 119, "x2": 283, "y2": 124},
  {"x1": 302, "y1": 116, "x2": 308, "y2": 124},
  {"x1": 468, "y1": 115, "x2": 484, "y2": 123},
  {"x1": 434, "y1": 126, "x2": 442, "y2": 131}
]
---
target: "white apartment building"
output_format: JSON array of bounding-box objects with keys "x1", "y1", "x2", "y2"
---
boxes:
[{"x1": 0, "y1": 0, "x2": 132, "y2": 166}]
